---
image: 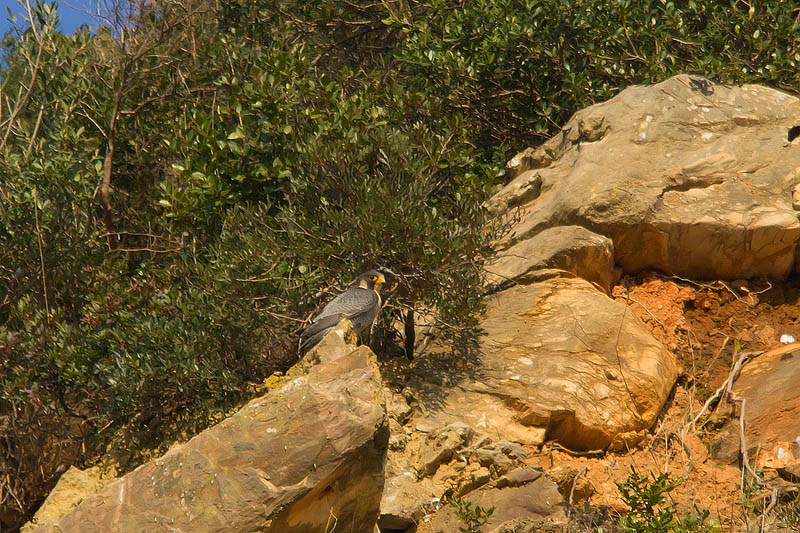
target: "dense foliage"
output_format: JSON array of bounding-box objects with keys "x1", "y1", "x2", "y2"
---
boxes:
[
  {"x1": 2, "y1": 0, "x2": 800, "y2": 527},
  {"x1": 392, "y1": 0, "x2": 800, "y2": 150}
]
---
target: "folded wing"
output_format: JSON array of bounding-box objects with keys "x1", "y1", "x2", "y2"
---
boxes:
[{"x1": 299, "y1": 287, "x2": 380, "y2": 353}]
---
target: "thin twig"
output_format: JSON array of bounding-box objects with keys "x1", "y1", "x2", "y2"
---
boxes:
[
  {"x1": 664, "y1": 430, "x2": 694, "y2": 478},
  {"x1": 672, "y1": 37, "x2": 701, "y2": 46},
  {"x1": 670, "y1": 275, "x2": 771, "y2": 307},
  {"x1": 614, "y1": 298, "x2": 646, "y2": 425},
  {"x1": 734, "y1": 394, "x2": 779, "y2": 528},
  {"x1": 105, "y1": 246, "x2": 181, "y2": 253},
  {"x1": 568, "y1": 466, "x2": 589, "y2": 505},
  {"x1": 688, "y1": 350, "x2": 761, "y2": 430},
  {"x1": 324, "y1": 506, "x2": 338, "y2": 533},
  {"x1": 711, "y1": 350, "x2": 780, "y2": 527},
  {"x1": 551, "y1": 442, "x2": 605, "y2": 457},
  {"x1": 736, "y1": 397, "x2": 764, "y2": 485},
  {"x1": 25, "y1": 103, "x2": 45, "y2": 159},
  {"x1": 697, "y1": 336, "x2": 730, "y2": 380},
  {"x1": 0, "y1": 36, "x2": 43, "y2": 151}
]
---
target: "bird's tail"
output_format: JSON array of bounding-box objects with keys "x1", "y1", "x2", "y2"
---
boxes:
[
  {"x1": 299, "y1": 330, "x2": 328, "y2": 354},
  {"x1": 298, "y1": 314, "x2": 344, "y2": 355}
]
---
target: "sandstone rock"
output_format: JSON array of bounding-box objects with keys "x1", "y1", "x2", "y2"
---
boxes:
[
  {"x1": 21, "y1": 467, "x2": 109, "y2": 532},
  {"x1": 472, "y1": 440, "x2": 528, "y2": 472},
  {"x1": 485, "y1": 169, "x2": 543, "y2": 215},
  {"x1": 417, "y1": 471, "x2": 565, "y2": 533},
  {"x1": 778, "y1": 461, "x2": 800, "y2": 484},
  {"x1": 490, "y1": 517, "x2": 568, "y2": 533},
  {"x1": 388, "y1": 419, "x2": 411, "y2": 451},
  {"x1": 491, "y1": 74, "x2": 800, "y2": 280},
  {"x1": 503, "y1": 147, "x2": 552, "y2": 183},
  {"x1": 713, "y1": 343, "x2": 800, "y2": 469},
  {"x1": 485, "y1": 225, "x2": 617, "y2": 294},
  {"x1": 387, "y1": 391, "x2": 413, "y2": 424},
  {"x1": 793, "y1": 183, "x2": 800, "y2": 210},
  {"x1": 379, "y1": 473, "x2": 437, "y2": 531},
  {"x1": 418, "y1": 422, "x2": 475, "y2": 477},
  {"x1": 26, "y1": 323, "x2": 388, "y2": 533},
  {"x1": 379, "y1": 276, "x2": 675, "y2": 527},
  {"x1": 414, "y1": 277, "x2": 676, "y2": 451},
  {"x1": 496, "y1": 466, "x2": 542, "y2": 489},
  {"x1": 455, "y1": 465, "x2": 492, "y2": 497},
  {"x1": 427, "y1": 458, "x2": 495, "y2": 503}
]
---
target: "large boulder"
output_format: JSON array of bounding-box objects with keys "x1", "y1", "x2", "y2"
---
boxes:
[
  {"x1": 378, "y1": 75, "x2": 800, "y2": 530},
  {"x1": 415, "y1": 277, "x2": 677, "y2": 452},
  {"x1": 490, "y1": 74, "x2": 800, "y2": 280},
  {"x1": 26, "y1": 322, "x2": 388, "y2": 533}
]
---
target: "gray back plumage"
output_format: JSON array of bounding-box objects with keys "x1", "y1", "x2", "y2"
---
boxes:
[{"x1": 299, "y1": 271, "x2": 384, "y2": 353}]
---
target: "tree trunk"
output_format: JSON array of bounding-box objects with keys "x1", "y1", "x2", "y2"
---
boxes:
[{"x1": 404, "y1": 308, "x2": 415, "y2": 360}]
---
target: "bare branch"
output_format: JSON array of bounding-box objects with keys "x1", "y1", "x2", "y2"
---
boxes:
[{"x1": 24, "y1": 104, "x2": 45, "y2": 159}]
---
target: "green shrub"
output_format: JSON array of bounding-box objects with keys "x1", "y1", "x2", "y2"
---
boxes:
[
  {"x1": 776, "y1": 496, "x2": 800, "y2": 530},
  {"x1": 616, "y1": 467, "x2": 714, "y2": 532},
  {"x1": 451, "y1": 496, "x2": 495, "y2": 533}
]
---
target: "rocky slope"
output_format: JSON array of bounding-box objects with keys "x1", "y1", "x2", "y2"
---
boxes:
[{"x1": 26, "y1": 75, "x2": 800, "y2": 532}]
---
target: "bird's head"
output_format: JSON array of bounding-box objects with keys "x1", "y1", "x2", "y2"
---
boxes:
[{"x1": 357, "y1": 270, "x2": 386, "y2": 292}]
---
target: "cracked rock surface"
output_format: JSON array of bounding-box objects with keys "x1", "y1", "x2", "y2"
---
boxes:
[{"x1": 410, "y1": 277, "x2": 676, "y2": 453}]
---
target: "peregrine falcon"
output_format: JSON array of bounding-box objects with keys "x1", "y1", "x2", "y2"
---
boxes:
[{"x1": 299, "y1": 270, "x2": 386, "y2": 353}]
